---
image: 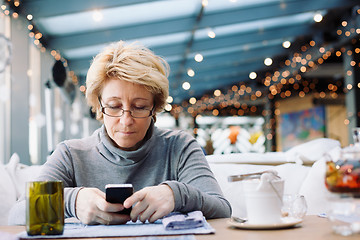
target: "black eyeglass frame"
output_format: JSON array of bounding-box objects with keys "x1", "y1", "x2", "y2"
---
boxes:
[{"x1": 98, "y1": 97, "x2": 154, "y2": 118}]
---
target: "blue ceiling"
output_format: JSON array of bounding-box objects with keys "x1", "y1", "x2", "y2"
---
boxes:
[{"x1": 15, "y1": 0, "x2": 360, "y2": 104}]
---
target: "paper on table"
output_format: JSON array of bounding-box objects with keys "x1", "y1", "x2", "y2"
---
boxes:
[
  {"x1": 162, "y1": 211, "x2": 204, "y2": 230},
  {"x1": 0, "y1": 231, "x2": 19, "y2": 240}
]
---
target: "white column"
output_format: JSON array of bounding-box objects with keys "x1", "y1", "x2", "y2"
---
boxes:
[
  {"x1": 0, "y1": 14, "x2": 11, "y2": 164},
  {"x1": 10, "y1": 17, "x2": 30, "y2": 165}
]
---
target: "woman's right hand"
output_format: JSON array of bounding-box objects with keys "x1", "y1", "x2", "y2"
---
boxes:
[{"x1": 75, "y1": 188, "x2": 131, "y2": 225}]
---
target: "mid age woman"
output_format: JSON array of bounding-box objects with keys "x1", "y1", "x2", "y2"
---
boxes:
[{"x1": 9, "y1": 41, "x2": 231, "y2": 225}]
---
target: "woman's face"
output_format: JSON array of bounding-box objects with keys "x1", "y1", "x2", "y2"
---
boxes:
[{"x1": 100, "y1": 79, "x2": 154, "y2": 150}]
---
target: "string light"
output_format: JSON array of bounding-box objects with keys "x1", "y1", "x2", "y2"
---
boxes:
[
  {"x1": 194, "y1": 53, "x2": 203, "y2": 62},
  {"x1": 173, "y1": 35, "x2": 350, "y2": 115},
  {"x1": 214, "y1": 89, "x2": 221, "y2": 97},
  {"x1": 282, "y1": 40, "x2": 291, "y2": 48},
  {"x1": 189, "y1": 97, "x2": 196, "y2": 104},
  {"x1": 166, "y1": 96, "x2": 173, "y2": 103},
  {"x1": 313, "y1": 13, "x2": 323, "y2": 22},
  {"x1": 92, "y1": 9, "x2": 103, "y2": 22},
  {"x1": 182, "y1": 82, "x2": 191, "y2": 90},
  {"x1": 202, "y1": 0, "x2": 208, "y2": 7},
  {"x1": 264, "y1": 58, "x2": 273, "y2": 66},
  {"x1": 14, "y1": 0, "x2": 20, "y2": 7},
  {"x1": 207, "y1": 29, "x2": 216, "y2": 38},
  {"x1": 165, "y1": 104, "x2": 172, "y2": 111},
  {"x1": 187, "y1": 68, "x2": 195, "y2": 77},
  {"x1": 249, "y1": 72, "x2": 257, "y2": 79}
]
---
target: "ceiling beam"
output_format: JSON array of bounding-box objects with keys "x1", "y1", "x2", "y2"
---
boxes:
[
  {"x1": 198, "y1": 0, "x2": 355, "y2": 29},
  {"x1": 21, "y1": 0, "x2": 164, "y2": 18},
  {"x1": 150, "y1": 23, "x2": 311, "y2": 62},
  {"x1": 69, "y1": 42, "x2": 284, "y2": 77},
  {"x1": 47, "y1": 17, "x2": 195, "y2": 50}
]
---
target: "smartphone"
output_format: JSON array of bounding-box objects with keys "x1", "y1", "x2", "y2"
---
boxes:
[{"x1": 105, "y1": 184, "x2": 134, "y2": 215}]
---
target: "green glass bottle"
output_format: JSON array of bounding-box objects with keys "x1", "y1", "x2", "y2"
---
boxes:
[{"x1": 26, "y1": 181, "x2": 64, "y2": 236}]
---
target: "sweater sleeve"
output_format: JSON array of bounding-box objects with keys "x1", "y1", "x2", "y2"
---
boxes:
[
  {"x1": 8, "y1": 143, "x2": 81, "y2": 225},
  {"x1": 162, "y1": 132, "x2": 232, "y2": 219},
  {"x1": 34, "y1": 143, "x2": 81, "y2": 218}
]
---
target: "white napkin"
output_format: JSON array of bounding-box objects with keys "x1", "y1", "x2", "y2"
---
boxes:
[
  {"x1": 0, "y1": 231, "x2": 18, "y2": 240},
  {"x1": 162, "y1": 211, "x2": 204, "y2": 230}
]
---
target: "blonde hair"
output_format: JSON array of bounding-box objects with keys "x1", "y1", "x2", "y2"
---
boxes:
[{"x1": 86, "y1": 41, "x2": 169, "y2": 121}]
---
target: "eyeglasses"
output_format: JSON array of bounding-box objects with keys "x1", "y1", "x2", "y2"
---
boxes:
[{"x1": 98, "y1": 97, "x2": 153, "y2": 118}]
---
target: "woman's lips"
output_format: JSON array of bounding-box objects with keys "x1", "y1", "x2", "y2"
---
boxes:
[{"x1": 118, "y1": 130, "x2": 135, "y2": 135}]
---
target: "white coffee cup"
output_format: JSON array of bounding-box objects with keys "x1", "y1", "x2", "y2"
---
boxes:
[{"x1": 242, "y1": 173, "x2": 284, "y2": 224}]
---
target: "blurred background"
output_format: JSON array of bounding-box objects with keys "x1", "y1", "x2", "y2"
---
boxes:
[{"x1": 0, "y1": 0, "x2": 359, "y2": 165}]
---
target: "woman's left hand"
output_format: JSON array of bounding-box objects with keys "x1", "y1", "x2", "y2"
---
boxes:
[{"x1": 123, "y1": 184, "x2": 175, "y2": 223}]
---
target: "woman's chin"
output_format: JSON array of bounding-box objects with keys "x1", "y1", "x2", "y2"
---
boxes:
[{"x1": 115, "y1": 141, "x2": 138, "y2": 151}]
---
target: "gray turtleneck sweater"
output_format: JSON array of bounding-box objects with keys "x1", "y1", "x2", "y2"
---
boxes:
[{"x1": 9, "y1": 124, "x2": 231, "y2": 224}]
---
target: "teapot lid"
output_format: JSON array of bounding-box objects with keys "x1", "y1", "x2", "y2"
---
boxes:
[
  {"x1": 341, "y1": 144, "x2": 360, "y2": 159},
  {"x1": 342, "y1": 144, "x2": 360, "y2": 152}
]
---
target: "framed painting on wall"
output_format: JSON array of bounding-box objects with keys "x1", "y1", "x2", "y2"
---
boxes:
[{"x1": 279, "y1": 106, "x2": 326, "y2": 151}]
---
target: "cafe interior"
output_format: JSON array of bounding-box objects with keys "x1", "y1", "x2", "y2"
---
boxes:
[{"x1": 1, "y1": 0, "x2": 360, "y2": 238}]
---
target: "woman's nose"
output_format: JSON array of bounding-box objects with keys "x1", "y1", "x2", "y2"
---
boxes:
[{"x1": 120, "y1": 110, "x2": 134, "y2": 125}]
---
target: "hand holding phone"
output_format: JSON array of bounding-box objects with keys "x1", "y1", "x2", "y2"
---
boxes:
[{"x1": 105, "y1": 184, "x2": 134, "y2": 215}]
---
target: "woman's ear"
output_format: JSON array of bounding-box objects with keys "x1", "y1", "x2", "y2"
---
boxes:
[{"x1": 152, "y1": 115, "x2": 157, "y2": 123}]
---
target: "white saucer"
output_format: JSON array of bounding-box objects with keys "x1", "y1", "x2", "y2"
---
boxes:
[{"x1": 228, "y1": 217, "x2": 303, "y2": 230}]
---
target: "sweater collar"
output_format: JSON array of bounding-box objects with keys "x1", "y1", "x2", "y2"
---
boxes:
[{"x1": 97, "y1": 120, "x2": 155, "y2": 165}]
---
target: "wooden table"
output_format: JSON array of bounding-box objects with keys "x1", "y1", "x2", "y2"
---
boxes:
[
  {"x1": 197, "y1": 215, "x2": 358, "y2": 240},
  {"x1": 0, "y1": 216, "x2": 358, "y2": 239}
]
